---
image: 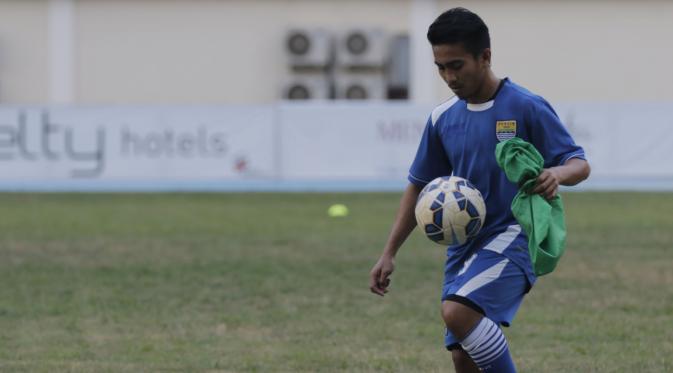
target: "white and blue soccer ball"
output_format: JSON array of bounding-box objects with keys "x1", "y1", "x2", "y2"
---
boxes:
[{"x1": 415, "y1": 176, "x2": 486, "y2": 246}]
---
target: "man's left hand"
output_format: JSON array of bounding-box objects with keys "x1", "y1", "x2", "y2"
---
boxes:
[{"x1": 532, "y1": 168, "x2": 561, "y2": 200}]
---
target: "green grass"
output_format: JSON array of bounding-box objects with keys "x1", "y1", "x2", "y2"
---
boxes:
[{"x1": 0, "y1": 192, "x2": 671, "y2": 372}]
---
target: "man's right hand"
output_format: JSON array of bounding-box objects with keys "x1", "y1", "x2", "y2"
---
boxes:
[
  {"x1": 369, "y1": 254, "x2": 395, "y2": 296},
  {"x1": 368, "y1": 183, "x2": 421, "y2": 297}
]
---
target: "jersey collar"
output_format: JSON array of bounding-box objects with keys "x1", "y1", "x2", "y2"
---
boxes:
[
  {"x1": 467, "y1": 101, "x2": 494, "y2": 112},
  {"x1": 466, "y1": 78, "x2": 507, "y2": 112}
]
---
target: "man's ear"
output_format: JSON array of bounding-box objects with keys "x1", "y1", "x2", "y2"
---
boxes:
[{"x1": 481, "y1": 48, "x2": 492, "y2": 67}]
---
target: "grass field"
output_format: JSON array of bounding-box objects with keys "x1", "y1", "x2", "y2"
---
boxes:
[{"x1": 0, "y1": 192, "x2": 671, "y2": 372}]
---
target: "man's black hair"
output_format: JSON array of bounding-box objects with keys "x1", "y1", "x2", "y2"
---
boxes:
[{"x1": 427, "y1": 7, "x2": 490, "y2": 58}]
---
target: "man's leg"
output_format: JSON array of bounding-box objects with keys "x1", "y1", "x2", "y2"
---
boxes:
[
  {"x1": 442, "y1": 300, "x2": 516, "y2": 373},
  {"x1": 443, "y1": 300, "x2": 483, "y2": 373},
  {"x1": 450, "y1": 348, "x2": 480, "y2": 373}
]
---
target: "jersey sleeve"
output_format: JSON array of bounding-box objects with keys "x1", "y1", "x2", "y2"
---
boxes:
[
  {"x1": 527, "y1": 98, "x2": 586, "y2": 168},
  {"x1": 408, "y1": 117, "x2": 452, "y2": 187}
]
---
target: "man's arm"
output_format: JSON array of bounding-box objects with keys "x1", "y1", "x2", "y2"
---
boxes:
[
  {"x1": 533, "y1": 158, "x2": 591, "y2": 199},
  {"x1": 369, "y1": 182, "x2": 422, "y2": 296}
]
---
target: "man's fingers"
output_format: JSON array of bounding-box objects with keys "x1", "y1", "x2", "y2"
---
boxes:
[
  {"x1": 379, "y1": 270, "x2": 391, "y2": 283},
  {"x1": 370, "y1": 286, "x2": 385, "y2": 296},
  {"x1": 369, "y1": 269, "x2": 381, "y2": 290},
  {"x1": 539, "y1": 182, "x2": 556, "y2": 200},
  {"x1": 534, "y1": 173, "x2": 559, "y2": 197},
  {"x1": 371, "y1": 278, "x2": 389, "y2": 296},
  {"x1": 537, "y1": 176, "x2": 553, "y2": 192},
  {"x1": 369, "y1": 257, "x2": 394, "y2": 297},
  {"x1": 532, "y1": 184, "x2": 542, "y2": 194},
  {"x1": 370, "y1": 277, "x2": 391, "y2": 296},
  {"x1": 369, "y1": 267, "x2": 388, "y2": 296},
  {"x1": 378, "y1": 276, "x2": 391, "y2": 290},
  {"x1": 545, "y1": 186, "x2": 559, "y2": 200},
  {"x1": 532, "y1": 173, "x2": 549, "y2": 194},
  {"x1": 380, "y1": 278, "x2": 391, "y2": 288}
]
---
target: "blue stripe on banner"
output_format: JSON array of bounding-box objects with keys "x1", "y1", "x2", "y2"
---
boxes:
[
  {"x1": 0, "y1": 179, "x2": 409, "y2": 192},
  {"x1": 1, "y1": 175, "x2": 673, "y2": 192}
]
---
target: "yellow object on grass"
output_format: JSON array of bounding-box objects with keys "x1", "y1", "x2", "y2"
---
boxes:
[{"x1": 327, "y1": 204, "x2": 349, "y2": 217}]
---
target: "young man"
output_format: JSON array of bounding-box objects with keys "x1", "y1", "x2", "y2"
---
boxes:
[{"x1": 369, "y1": 8, "x2": 590, "y2": 373}]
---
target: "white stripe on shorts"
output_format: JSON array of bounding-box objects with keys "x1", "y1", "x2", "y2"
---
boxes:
[
  {"x1": 455, "y1": 258, "x2": 510, "y2": 297},
  {"x1": 458, "y1": 253, "x2": 478, "y2": 276},
  {"x1": 483, "y1": 225, "x2": 522, "y2": 254}
]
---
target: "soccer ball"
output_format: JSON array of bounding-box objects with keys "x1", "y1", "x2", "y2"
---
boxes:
[{"x1": 415, "y1": 176, "x2": 486, "y2": 246}]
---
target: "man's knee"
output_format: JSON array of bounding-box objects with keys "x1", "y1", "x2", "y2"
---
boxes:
[{"x1": 441, "y1": 299, "x2": 483, "y2": 339}]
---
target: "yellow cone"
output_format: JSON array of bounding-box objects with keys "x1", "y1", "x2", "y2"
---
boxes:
[{"x1": 327, "y1": 204, "x2": 349, "y2": 217}]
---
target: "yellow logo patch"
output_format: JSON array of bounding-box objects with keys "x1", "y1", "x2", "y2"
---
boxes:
[{"x1": 496, "y1": 120, "x2": 517, "y2": 142}]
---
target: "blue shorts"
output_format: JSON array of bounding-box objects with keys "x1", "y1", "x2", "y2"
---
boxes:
[{"x1": 442, "y1": 248, "x2": 530, "y2": 349}]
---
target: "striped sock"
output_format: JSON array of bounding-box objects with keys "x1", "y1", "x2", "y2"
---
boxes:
[{"x1": 460, "y1": 317, "x2": 516, "y2": 372}]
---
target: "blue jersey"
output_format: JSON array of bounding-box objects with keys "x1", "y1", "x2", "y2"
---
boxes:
[{"x1": 408, "y1": 78, "x2": 586, "y2": 284}]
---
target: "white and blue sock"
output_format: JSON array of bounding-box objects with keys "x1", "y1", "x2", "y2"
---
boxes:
[{"x1": 460, "y1": 317, "x2": 516, "y2": 372}]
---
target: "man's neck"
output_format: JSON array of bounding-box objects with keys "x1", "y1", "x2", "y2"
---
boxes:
[{"x1": 466, "y1": 72, "x2": 501, "y2": 104}]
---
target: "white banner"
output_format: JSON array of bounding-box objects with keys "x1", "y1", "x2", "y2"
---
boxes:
[
  {"x1": 279, "y1": 102, "x2": 432, "y2": 180},
  {"x1": 0, "y1": 102, "x2": 671, "y2": 191},
  {"x1": 0, "y1": 106, "x2": 276, "y2": 183},
  {"x1": 555, "y1": 102, "x2": 673, "y2": 177}
]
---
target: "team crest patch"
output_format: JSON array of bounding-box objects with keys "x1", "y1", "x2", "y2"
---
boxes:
[{"x1": 496, "y1": 120, "x2": 517, "y2": 142}]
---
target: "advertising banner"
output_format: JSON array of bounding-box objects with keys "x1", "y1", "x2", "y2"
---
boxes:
[
  {"x1": 555, "y1": 102, "x2": 673, "y2": 177},
  {"x1": 279, "y1": 102, "x2": 432, "y2": 180},
  {"x1": 0, "y1": 106, "x2": 276, "y2": 187},
  {"x1": 0, "y1": 102, "x2": 671, "y2": 191}
]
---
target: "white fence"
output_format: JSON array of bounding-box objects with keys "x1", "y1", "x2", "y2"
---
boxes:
[{"x1": 0, "y1": 103, "x2": 672, "y2": 191}]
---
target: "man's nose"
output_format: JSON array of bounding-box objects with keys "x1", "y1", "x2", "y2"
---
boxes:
[{"x1": 444, "y1": 72, "x2": 457, "y2": 84}]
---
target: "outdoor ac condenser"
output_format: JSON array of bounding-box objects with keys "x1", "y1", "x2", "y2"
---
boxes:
[
  {"x1": 281, "y1": 74, "x2": 331, "y2": 100},
  {"x1": 336, "y1": 29, "x2": 388, "y2": 68},
  {"x1": 285, "y1": 29, "x2": 334, "y2": 68},
  {"x1": 334, "y1": 72, "x2": 385, "y2": 100}
]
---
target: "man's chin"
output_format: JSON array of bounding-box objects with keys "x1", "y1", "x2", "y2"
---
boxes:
[{"x1": 451, "y1": 88, "x2": 466, "y2": 99}]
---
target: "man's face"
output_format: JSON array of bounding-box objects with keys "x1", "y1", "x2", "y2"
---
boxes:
[{"x1": 432, "y1": 43, "x2": 490, "y2": 101}]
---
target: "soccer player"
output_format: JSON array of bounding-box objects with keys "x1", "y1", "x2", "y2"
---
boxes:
[{"x1": 369, "y1": 8, "x2": 591, "y2": 373}]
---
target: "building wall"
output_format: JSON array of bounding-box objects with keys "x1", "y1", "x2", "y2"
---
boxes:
[
  {"x1": 0, "y1": 0, "x2": 671, "y2": 104},
  {"x1": 0, "y1": 0, "x2": 49, "y2": 103},
  {"x1": 75, "y1": 0, "x2": 409, "y2": 104},
  {"x1": 437, "y1": 0, "x2": 673, "y2": 102}
]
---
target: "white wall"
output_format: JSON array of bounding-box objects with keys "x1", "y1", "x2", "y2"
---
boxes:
[
  {"x1": 75, "y1": 0, "x2": 409, "y2": 104},
  {"x1": 0, "y1": 0, "x2": 671, "y2": 104},
  {"x1": 0, "y1": 1, "x2": 49, "y2": 103},
  {"x1": 436, "y1": 0, "x2": 673, "y2": 102}
]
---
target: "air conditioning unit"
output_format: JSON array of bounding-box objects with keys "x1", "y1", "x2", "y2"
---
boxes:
[
  {"x1": 285, "y1": 29, "x2": 334, "y2": 68},
  {"x1": 334, "y1": 72, "x2": 385, "y2": 100},
  {"x1": 281, "y1": 74, "x2": 331, "y2": 100},
  {"x1": 336, "y1": 29, "x2": 388, "y2": 68}
]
